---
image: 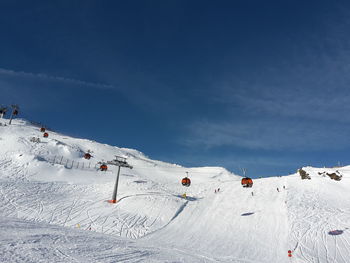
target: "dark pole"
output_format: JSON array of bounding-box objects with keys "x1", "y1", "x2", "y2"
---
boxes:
[
  {"x1": 9, "y1": 105, "x2": 18, "y2": 125},
  {"x1": 8, "y1": 111, "x2": 14, "y2": 125},
  {"x1": 107, "y1": 156, "x2": 132, "y2": 204},
  {"x1": 110, "y1": 166, "x2": 121, "y2": 203}
]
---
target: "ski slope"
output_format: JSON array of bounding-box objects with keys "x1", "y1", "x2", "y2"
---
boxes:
[{"x1": 0, "y1": 119, "x2": 349, "y2": 262}]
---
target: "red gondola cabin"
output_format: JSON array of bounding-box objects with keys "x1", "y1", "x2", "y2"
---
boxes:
[
  {"x1": 181, "y1": 177, "x2": 191, "y2": 187},
  {"x1": 43, "y1": 132, "x2": 49, "y2": 138},
  {"x1": 241, "y1": 177, "x2": 253, "y2": 188},
  {"x1": 100, "y1": 164, "x2": 108, "y2": 171},
  {"x1": 40, "y1": 127, "x2": 46, "y2": 132},
  {"x1": 84, "y1": 153, "x2": 92, "y2": 160}
]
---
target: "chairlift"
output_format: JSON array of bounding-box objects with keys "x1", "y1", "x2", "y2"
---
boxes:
[
  {"x1": 115, "y1": 156, "x2": 127, "y2": 165},
  {"x1": 100, "y1": 164, "x2": 108, "y2": 171},
  {"x1": 84, "y1": 153, "x2": 92, "y2": 160},
  {"x1": 241, "y1": 177, "x2": 253, "y2": 188},
  {"x1": 181, "y1": 177, "x2": 191, "y2": 187}
]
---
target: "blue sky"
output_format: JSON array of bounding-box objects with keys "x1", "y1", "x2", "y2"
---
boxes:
[{"x1": 1, "y1": 0, "x2": 350, "y2": 177}]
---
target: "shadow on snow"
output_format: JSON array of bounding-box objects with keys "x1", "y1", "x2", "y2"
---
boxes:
[
  {"x1": 173, "y1": 195, "x2": 201, "y2": 201},
  {"x1": 241, "y1": 212, "x2": 255, "y2": 216},
  {"x1": 328, "y1": 229, "x2": 345, "y2": 236}
]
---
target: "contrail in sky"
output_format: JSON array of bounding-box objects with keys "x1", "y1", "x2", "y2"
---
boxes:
[{"x1": 0, "y1": 67, "x2": 114, "y2": 89}]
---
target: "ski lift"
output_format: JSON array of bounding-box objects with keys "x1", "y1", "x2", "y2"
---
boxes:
[
  {"x1": 241, "y1": 177, "x2": 253, "y2": 188},
  {"x1": 181, "y1": 177, "x2": 191, "y2": 187},
  {"x1": 40, "y1": 127, "x2": 46, "y2": 132},
  {"x1": 0, "y1": 107, "x2": 7, "y2": 115},
  {"x1": 100, "y1": 164, "x2": 108, "y2": 171},
  {"x1": 43, "y1": 132, "x2": 49, "y2": 138},
  {"x1": 84, "y1": 153, "x2": 92, "y2": 160}
]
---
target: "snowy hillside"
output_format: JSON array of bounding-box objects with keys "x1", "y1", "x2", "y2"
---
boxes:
[{"x1": 0, "y1": 119, "x2": 349, "y2": 262}]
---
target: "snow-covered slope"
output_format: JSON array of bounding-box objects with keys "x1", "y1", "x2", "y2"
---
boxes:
[{"x1": 0, "y1": 119, "x2": 349, "y2": 262}]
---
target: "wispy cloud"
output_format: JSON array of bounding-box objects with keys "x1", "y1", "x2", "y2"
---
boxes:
[
  {"x1": 0, "y1": 67, "x2": 114, "y2": 90},
  {"x1": 183, "y1": 119, "x2": 350, "y2": 151},
  {"x1": 0, "y1": 66, "x2": 182, "y2": 114},
  {"x1": 208, "y1": 8, "x2": 350, "y2": 124},
  {"x1": 184, "y1": 12, "x2": 350, "y2": 153},
  {"x1": 212, "y1": 59, "x2": 350, "y2": 124}
]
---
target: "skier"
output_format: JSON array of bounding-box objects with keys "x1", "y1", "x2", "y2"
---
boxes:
[
  {"x1": 277, "y1": 188, "x2": 279, "y2": 192},
  {"x1": 215, "y1": 189, "x2": 217, "y2": 193},
  {"x1": 251, "y1": 192, "x2": 254, "y2": 196},
  {"x1": 218, "y1": 188, "x2": 220, "y2": 192},
  {"x1": 283, "y1": 185, "x2": 285, "y2": 189}
]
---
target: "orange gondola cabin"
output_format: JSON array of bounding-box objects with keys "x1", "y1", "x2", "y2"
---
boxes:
[
  {"x1": 181, "y1": 177, "x2": 191, "y2": 187},
  {"x1": 40, "y1": 127, "x2": 46, "y2": 132},
  {"x1": 43, "y1": 132, "x2": 49, "y2": 138},
  {"x1": 100, "y1": 164, "x2": 108, "y2": 171},
  {"x1": 241, "y1": 177, "x2": 253, "y2": 188},
  {"x1": 84, "y1": 153, "x2": 92, "y2": 160}
]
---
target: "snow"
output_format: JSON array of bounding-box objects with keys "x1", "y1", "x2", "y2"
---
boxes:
[
  {"x1": 0, "y1": 118, "x2": 350, "y2": 262},
  {"x1": 0, "y1": 216, "x2": 204, "y2": 262}
]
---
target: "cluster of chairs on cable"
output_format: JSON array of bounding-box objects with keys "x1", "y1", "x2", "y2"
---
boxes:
[
  {"x1": 83, "y1": 151, "x2": 108, "y2": 171},
  {"x1": 30, "y1": 127, "x2": 49, "y2": 142},
  {"x1": 40, "y1": 127, "x2": 49, "y2": 138},
  {"x1": 83, "y1": 152, "x2": 107, "y2": 171}
]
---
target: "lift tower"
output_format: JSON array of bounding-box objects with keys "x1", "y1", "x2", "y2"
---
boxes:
[{"x1": 107, "y1": 156, "x2": 133, "y2": 203}]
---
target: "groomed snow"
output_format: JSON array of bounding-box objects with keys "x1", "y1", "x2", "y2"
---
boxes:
[{"x1": 0, "y1": 119, "x2": 349, "y2": 262}]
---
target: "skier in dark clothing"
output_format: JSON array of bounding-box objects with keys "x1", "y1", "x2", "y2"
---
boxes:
[{"x1": 277, "y1": 188, "x2": 279, "y2": 192}]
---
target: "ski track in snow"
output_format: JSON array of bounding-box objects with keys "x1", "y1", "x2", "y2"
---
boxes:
[
  {"x1": 0, "y1": 180, "x2": 179, "y2": 240},
  {"x1": 286, "y1": 173, "x2": 350, "y2": 263}
]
